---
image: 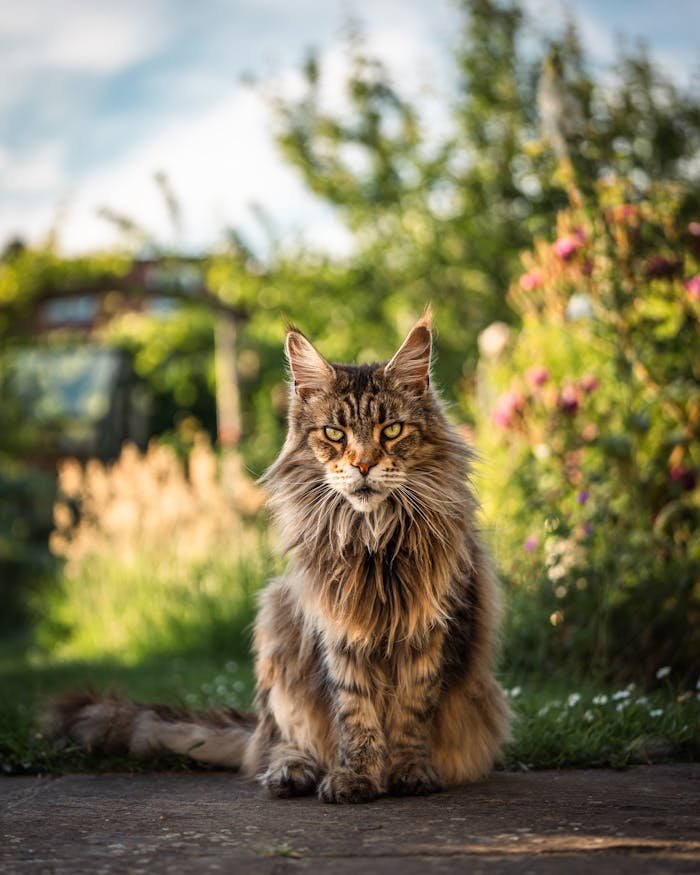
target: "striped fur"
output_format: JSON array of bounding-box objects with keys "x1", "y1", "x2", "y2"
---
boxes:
[{"x1": 44, "y1": 313, "x2": 511, "y2": 803}]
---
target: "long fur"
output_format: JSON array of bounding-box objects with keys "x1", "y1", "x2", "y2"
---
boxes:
[{"x1": 43, "y1": 315, "x2": 511, "y2": 803}]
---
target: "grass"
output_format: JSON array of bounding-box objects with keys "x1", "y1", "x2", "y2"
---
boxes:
[{"x1": 1, "y1": 632, "x2": 697, "y2": 777}]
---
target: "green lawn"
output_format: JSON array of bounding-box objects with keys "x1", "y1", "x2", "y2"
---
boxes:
[{"x1": 2, "y1": 635, "x2": 697, "y2": 776}]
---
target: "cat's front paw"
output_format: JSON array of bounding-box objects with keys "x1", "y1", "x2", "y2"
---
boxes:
[
  {"x1": 318, "y1": 768, "x2": 382, "y2": 804},
  {"x1": 260, "y1": 759, "x2": 318, "y2": 798},
  {"x1": 388, "y1": 760, "x2": 442, "y2": 797}
]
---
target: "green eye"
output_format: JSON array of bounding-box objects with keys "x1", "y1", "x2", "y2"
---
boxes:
[
  {"x1": 324, "y1": 426, "x2": 345, "y2": 442},
  {"x1": 382, "y1": 422, "x2": 403, "y2": 440}
]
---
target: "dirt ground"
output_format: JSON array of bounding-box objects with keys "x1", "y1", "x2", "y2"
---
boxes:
[{"x1": 1, "y1": 764, "x2": 698, "y2": 874}]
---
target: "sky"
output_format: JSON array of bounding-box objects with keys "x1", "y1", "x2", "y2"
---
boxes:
[{"x1": 2, "y1": 0, "x2": 699, "y2": 257}]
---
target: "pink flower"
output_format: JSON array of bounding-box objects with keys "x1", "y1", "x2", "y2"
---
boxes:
[
  {"x1": 524, "y1": 535, "x2": 538, "y2": 552},
  {"x1": 558, "y1": 385, "x2": 579, "y2": 414},
  {"x1": 525, "y1": 365, "x2": 550, "y2": 389},
  {"x1": 553, "y1": 229, "x2": 585, "y2": 260},
  {"x1": 684, "y1": 275, "x2": 700, "y2": 301},
  {"x1": 579, "y1": 373, "x2": 599, "y2": 393},
  {"x1": 688, "y1": 222, "x2": 700, "y2": 237},
  {"x1": 492, "y1": 390, "x2": 525, "y2": 428},
  {"x1": 519, "y1": 269, "x2": 543, "y2": 291}
]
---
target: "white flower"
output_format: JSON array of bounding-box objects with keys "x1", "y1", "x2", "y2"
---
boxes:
[
  {"x1": 636, "y1": 696, "x2": 649, "y2": 707},
  {"x1": 656, "y1": 666, "x2": 671, "y2": 680},
  {"x1": 612, "y1": 690, "x2": 630, "y2": 701},
  {"x1": 649, "y1": 709, "x2": 663, "y2": 718},
  {"x1": 478, "y1": 322, "x2": 511, "y2": 359},
  {"x1": 616, "y1": 700, "x2": 630, "y2": 712},
  {"x1": 510, "y1": 686, "x2": 522, "y2": 698},
  {"x1": 592, "y1": 694, "x2": 608, "y2": 706},
  {"x1": 583, "y1": 710, "x2": 595, "y2": 723},
  {"x1": 695, "y1": 677, "x2": 700, "y2": 690},
  {"x1": 566, "y1": 292, "x2": 593, "y2": 321},
  {"x1": 567, "y1": 693, "x2": 582, "y2": 707},
  {"x1": 533, "y1": 443, "x2": 551, "y2": 460}
]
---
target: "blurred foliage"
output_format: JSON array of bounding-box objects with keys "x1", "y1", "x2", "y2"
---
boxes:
[{"x1": 478, "y1": 178, "x2": 699, "y2": 682}]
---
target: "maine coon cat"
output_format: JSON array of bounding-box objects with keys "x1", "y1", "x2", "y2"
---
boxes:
[{"x1": 45, "y1": 312, "x2": 511, "y2": 803}]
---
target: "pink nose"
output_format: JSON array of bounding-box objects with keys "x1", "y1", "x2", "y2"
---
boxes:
[{"x1": 354, "y1": 461, "x2": 375, "y2": 477}]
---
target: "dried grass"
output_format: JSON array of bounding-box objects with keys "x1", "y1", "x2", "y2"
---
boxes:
[{"x1": 51, "y1": 434, "x2": 264, "y2": 572}]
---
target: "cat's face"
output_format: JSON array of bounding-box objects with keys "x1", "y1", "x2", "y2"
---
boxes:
[{"x1": 285, "y1": 315, "x2": 434, "y2": 513}]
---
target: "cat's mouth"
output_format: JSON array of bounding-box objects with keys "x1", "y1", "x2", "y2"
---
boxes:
[
  {"x1": 352, "y1": 483, "x2": 379, "y2": 499},
  {"x1": 347, "y1": 482, "x2": 386, "y2": 512}
]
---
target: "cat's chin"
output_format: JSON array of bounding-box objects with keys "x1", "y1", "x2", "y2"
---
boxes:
[{"x1": 345, "y1": 490, "x2": 387, "y2": 513}]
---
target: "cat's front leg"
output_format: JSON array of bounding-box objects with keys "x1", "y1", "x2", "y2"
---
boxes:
[
  {"x1": 319, "y1": 644, "x2": 386, "y2": 804},
  {"x1": 385, "y1": 630, "x2": 444, "y2": 796}
]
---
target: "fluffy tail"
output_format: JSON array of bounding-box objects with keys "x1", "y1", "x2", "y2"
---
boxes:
[{"x1": 42, "y1": 692, "x2": 257, "y2": 769}]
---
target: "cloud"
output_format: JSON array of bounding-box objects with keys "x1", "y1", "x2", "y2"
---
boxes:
[
  {"x1": 42, "y1": 82, "x2": 354, "y2": 257},
  {"x1": 2, "y1": 0, "x2": 171, "y2": 76}
]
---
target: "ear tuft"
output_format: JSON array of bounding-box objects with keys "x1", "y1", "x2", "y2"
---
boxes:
[
  {"x1": 385, "y1": 311, "x2": 433, "y2": 393},
  {"x1": 285, "y1": 329, "x2": 334, "y2": 397}
]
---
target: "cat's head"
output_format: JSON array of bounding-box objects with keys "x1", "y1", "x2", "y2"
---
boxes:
[{"x1": 283, "y1": 311, "x2": 443, "y2": 513}]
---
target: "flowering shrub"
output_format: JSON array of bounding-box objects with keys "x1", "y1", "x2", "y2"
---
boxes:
[{"x1": 477, "y1": 178, "x2": 699, "y2": 683}]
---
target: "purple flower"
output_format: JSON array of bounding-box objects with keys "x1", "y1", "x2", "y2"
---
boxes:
[
  {"x1": 579, "y1": 373, "x2": 599, "y2": 394},
  {"x1": 525, "y1": 365, "x2": 550, "y2": 389},
  {"x1": 558, "y1": 385, "x2": 580, "y2": 414},
  {"x1": 583, "y1": 521, "x2": 593, "y2": 536},
  {"x1": 519, "y1": 269, "x2": 543, "y2": 291},
  {"x1": 670, "y1": 465, "x2": 698, "y2": 492},
  {"x1": 553, "y1": 231, "x2": 585, "y2": 260},
  {"x1": 524, "y1": 536, "x2": 538, "y2": 552},
  {"x1": 645, "y1": 254, "x2": 680, "y2": 279},
  {"x1": 684, "y1": 275, "x2": 700, "y2": 301},
  {"x1": 577, "y1": 490, "x2": 589, "y2": 505}
]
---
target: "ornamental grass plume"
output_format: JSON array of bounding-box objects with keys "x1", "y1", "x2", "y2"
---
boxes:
[{"x1": 51, "y1": 434, "x2": 263, "y2": 574}]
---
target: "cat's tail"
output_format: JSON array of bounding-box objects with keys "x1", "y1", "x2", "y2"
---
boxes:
[{"x1": 41, "y1": 691, "x2": 257, "y2": 770}]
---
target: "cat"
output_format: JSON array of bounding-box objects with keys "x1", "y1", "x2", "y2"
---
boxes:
[{"x1": 44, "y1": 311, "x2": 511, "y2": 803}]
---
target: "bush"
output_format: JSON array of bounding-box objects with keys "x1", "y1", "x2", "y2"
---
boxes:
[{"x1": 476, "y1": 178, "x2": 699, "y2": 683}]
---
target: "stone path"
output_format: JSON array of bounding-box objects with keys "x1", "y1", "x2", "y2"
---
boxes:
[{"x1": 1, "y1": 764, "x2": 698, "y2": 873}]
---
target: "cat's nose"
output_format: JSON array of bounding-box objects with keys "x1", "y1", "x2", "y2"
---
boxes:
[{"x1": 352, "y1": 461, "x2": 376, "y2": 477}]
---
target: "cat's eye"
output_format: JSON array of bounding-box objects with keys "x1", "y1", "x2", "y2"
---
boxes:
[
  {"x1": 323, "y1": 426, "x2": 345, "y2": 442},
  {"x1": 382, "y1": 422, "x2": 403, "y2": 440}
]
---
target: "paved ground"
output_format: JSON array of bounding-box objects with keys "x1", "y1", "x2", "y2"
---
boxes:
[{"x1": 1, "y1": 764, "x2": 698, "y2": 874}]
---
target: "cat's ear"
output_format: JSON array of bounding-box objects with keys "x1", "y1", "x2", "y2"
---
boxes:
[
  {"x1": 285, "y1": 329, "x2": 335, "y2": 397},
  {"x1": 385, "y1": 309, "x2": 432, "y2": 394}
]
